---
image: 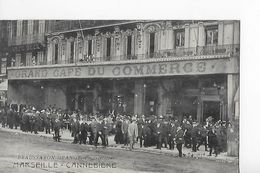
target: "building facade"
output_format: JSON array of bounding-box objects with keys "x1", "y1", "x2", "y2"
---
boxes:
[
  {"x1": 7, "y1": 20, "x2": 240, "y2": 123},
  {"x1": 5, "y1": 20, "x2": 240, "y2": 156}
]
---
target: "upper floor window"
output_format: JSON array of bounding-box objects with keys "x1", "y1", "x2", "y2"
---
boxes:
[
  {"x1": 88, "y1": 40, "x2": 92, "y2": 56},
  {"x1": 106, "y1": 37, "x2": 111, "y2": 60},
  {"x1": 149, "y1": 32, "x2": 155, "y2": 54},
  {"x1": 54, "y1": 44, "x2": 59, "y2": 64},
  {"x1": 12, "y1": 21, "x2": 17, "y2": 38},
  {"x1": 206, "y1": 26, "x2": 218, "y2": 45},
  {"x1": 70, "y1": 41, "x2": 74, "y2": 63},
  {"x1": 175, "y1": 29, "x2": 185, "y2": 47},
  {"x1": 33, "y1": 20, "x2": 39, "y2": 34},
  {"x1": 22, "y1": 20, "x2": 28, "y2": 36},
  {"x1": 127, "y1": 35, "x2": 132, "y2": 57}
]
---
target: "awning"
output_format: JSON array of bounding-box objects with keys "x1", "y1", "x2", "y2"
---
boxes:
[{"x1": 0, "y1": 80, "x2": 8, "y2": 91}]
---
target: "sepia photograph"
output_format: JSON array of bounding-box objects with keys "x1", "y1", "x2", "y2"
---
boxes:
[{"x1": 0, "y1": 19, "x2": 240, "y2": 173}]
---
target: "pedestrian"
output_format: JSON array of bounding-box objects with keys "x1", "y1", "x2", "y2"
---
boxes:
[
  {"x1": 154, "y1": 115, "x2": 164, "y2": 149},
  {"x1": 102, "y1": 118, "x2": 111, "y2": 147},
  {"x1": 175, "y1": 126, "x2": 184, "y2": 157},
  {"x1": 191, "y1": 122, "x2": 200, "y2": 152},
  {"x1": 79, "y1": 119, "x2": 88, "y2": 144},
  {"x1": 121, "y1": 117, "x2": 130, "y2": 147},
  {"x1": 208, "y1": 126, "x2": 219, "y2": 157},
  {"x1": 128, "y1": 117, "x2": 138, "y2": 150},
  {"x1": 168, "y1": 121, "x2": 177, "y2": 150},
  {"x1": 53, "y1": 118, "x2": 61, "y2": 142},
  {"x1": 143, "y1": 119, "x2": 152, "y2": 147}
]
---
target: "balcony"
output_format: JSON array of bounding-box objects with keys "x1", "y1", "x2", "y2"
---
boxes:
[{"x1": 10, "y1": 44, "x2": 239, "y2": 68}]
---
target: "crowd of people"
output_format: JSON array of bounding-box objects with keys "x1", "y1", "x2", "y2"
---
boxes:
[{"x1": 0, "y1": 104, "x2": 230, "y2": 157}]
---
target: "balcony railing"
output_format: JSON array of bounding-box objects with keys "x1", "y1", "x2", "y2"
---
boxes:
[{"x1": 10, "y1": 44, "x2": 239, "y2": 67}]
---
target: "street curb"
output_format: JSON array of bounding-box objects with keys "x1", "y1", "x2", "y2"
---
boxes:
[{"x1": 0, "y1": 127, "x2": 239, "y2": 165}]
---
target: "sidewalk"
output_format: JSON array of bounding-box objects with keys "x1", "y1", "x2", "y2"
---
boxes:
[{"x1": 0, "y1": 126, "x2": 238, "y2": 164}]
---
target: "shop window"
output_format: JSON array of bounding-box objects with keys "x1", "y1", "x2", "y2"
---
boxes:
[
  {"x1": 22, "y1": 20, "x2": 28, "y2": 36},
  {"x1": 12, "y1": 21, "x2": 17, "y2": 38},
  {"x1": 175, "y1": 29, "x2": 185, "y2": 47},
  {"x1": 127, "y1": 35, "x2": 132, "y2": 57},
  {"x1": 106, "y1": 37, "x2": 111, "y2": 60},
  {"x1": 33, "y1": 20, "x2": 39, "y2": 34},
  {"x1": 54, "y1": 44, "x2": 58, "y2": 64},
  {"x1": 206, "y1": 26, "x2": 218, "y2": 45}
]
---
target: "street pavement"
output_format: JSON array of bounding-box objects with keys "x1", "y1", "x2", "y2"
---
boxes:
[{"x1": 0, "y1": 126, "x2": 239, "y2": 173}]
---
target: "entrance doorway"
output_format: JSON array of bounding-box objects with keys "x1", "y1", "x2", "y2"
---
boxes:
[
  {"x1": 202, "y1": 101, "x2": 220, "y2": 122},
  {"x1": 78, "y1": 93, "x2": 93, "y2": 114}
]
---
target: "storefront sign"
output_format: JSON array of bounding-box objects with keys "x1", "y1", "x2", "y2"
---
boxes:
[{"x1": 8, "y1": 58, "x2": 238, "y2": 80}]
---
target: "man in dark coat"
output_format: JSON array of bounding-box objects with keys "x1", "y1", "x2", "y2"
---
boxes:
[
  {"x1": 121, "y1": 117, "x2": 130, "y2": 147},
  {"x1": 191, "y1": 122, "x2": 200, "y2": 152},
  {"x1": 143, "y1": 119, "x2": 152, "y2": 147},
  {"x1": 183, "y1": 120, "x2": 192, "y2": 148},
  {"x1": 175, "y1": 126, "x2": 184, "y2": 157},
  {"x1": 7, "y1": 107, "x2": 14, "y2": 129},
  {"x1": 196, "y1": 124, "x2": 208, "y2": 151},
  {"x1": 93, "y1": 117, "x2": 104, "y2": 147},
  {"x1": 53, "y1": 118, "x2": 61, "y2": 142},
  {"x1": 72, "y1": 119, "x2": 80, "y2": 144},
  {"x1": 154, "y1": 115, "x2": 164, "y2": 149},
  {"x1": 137, "y1": 115, "x2": 145, "y2": 148},
  {"x1": 168, "y1": 121, "x2": 177, "y2": 150},
  {"x1": 79, "y1": 120, "x2": 88, "y2": 144},
  {"x1": 208, "y1": 126, "x2": 219, "y2": 156},
  {"x1": 102, "y1": 118, "x2": 111, "y2": 147}
]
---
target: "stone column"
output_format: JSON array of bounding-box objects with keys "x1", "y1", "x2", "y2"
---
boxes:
[
  {"x1": 218, "y1": 21, "x2": 224, "y2": 45},
  {"x1": 227, "y1": 74, "x2": 239, "y2": 121},
  {"x1": 198, "y1": 22, "x2": 205, "y2": 47},
  {"x1": 184, "y1": 24, "x2": 190, "y2": 48},
  {"x1": 47, "y1": 39, "x2": 52, "y2": 65},
  {"x1": 134, "y1": 79, "x2": 144, "y2": 115},
  {"x1": 166, "y1": 24, "x2": 174, "y2": 50}
]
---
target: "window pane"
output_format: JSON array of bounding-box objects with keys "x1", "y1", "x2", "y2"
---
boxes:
[{"x1": 175, "y1": 30, "x2": 185, "y2": 47}]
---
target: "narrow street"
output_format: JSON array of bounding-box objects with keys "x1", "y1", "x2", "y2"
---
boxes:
[{"x1": 0, "y1": 129, "x2": 238, "y2": 173}]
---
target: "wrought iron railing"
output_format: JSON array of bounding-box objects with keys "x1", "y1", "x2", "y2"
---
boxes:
[{"x1": 11, "y1": 44, "x2": 239, "y2": 67}]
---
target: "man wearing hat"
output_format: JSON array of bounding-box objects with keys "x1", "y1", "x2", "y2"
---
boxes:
[
  {"x1": 128, "y1": 117, "x2": 138, "y2": 150},
  {"x1": 191, "y1": 121, "x2": 200, "y2": 152},
  {"x1": 53, "y1": 118, "x2": 61, "y2": 142},
  {"x1": 121, "y1": 116, "x2": 130, "y2": 147},
  {"x1": 175, "y1": 126, "x2": 184, "y2": 157},
  {"x1": 154, "y1": 115, "x2": 164, "y2": 149}
]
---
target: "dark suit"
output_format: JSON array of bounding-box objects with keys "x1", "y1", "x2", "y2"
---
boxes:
[
  {"x1": 154, "y1": 121, "x2": 163, "y2": 149},
  {"x1": 175, "y1": 129, "x2": 184, "y2": 157}
]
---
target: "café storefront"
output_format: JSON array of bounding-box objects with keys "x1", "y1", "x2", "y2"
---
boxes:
[{"x1": 7, "y1": 55, "x2": 239, "y2": 122}]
